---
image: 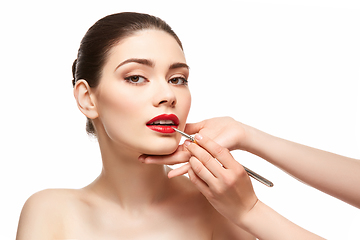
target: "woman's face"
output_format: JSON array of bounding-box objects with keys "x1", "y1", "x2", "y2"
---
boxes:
[{"x1": 92, "y1": 30, "x2": 191, "y2": 155}]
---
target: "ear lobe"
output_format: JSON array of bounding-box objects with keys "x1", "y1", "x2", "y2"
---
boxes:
[{"x1": 73, "y1": 80, "x2": 99, "y2": 119}]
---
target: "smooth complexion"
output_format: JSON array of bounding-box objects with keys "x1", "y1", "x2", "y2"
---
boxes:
[
  {"x1": 89, "y1": 30, "x2": 191, "y2": 156},
  {"x1": 16, "y1": 30, "x2": 255, "y2": 240}
]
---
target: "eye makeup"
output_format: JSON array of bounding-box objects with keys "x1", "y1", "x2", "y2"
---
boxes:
[{"x1": 124, "y1": 75, "x2": 148, "y2": 85}]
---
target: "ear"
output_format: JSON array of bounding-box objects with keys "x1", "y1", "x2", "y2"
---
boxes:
[{"x1": 73, "y1": 80, "x2": 99, "y2": 119}]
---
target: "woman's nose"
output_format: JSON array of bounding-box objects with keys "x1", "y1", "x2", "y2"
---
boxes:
[{"x1": 153, "y1": 81, "x2": 177, "y2": 108}]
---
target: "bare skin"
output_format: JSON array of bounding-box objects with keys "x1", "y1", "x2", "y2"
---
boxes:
[
  {"x1": 16, "y1": 31, "x2": 254, "y2": 240},
  {"x1": 141, "y1": 116, "x2": 359, "y2": 239},
  {"x1": 17, "y1": 170, "x2": 253, "y2": 239}
]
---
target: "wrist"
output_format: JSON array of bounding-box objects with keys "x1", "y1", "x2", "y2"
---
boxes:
[
  {"x1": 236, "y1": 199, "x2": 262, "y2": 231},
  {"x1": 242, "y1": 125, "x2": 273, "y2": 156},
  {"x1": 238, "y1": 200, "x2": 325, "y2": 240},
  {"x1": 237, "y1": 200, "x2": 281, "y2": 239},
  {"x1": 239, "y1": 123, "x2": 260, "y2": 153}
]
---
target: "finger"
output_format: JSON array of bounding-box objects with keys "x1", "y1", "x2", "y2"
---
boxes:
[
  {"x1": 189, "y1": 156, "x2": 216, "y2": 185},
  {"x1": 192, "y1": 133, "x2": 235, "y2": 170},
  {"x1": 184, "y1": 121, "x2": 205, "y2": 135},
  {"x1": 140, "y1": 145, "x2": 191, "y2": 165},
  {"x1": 188, "y1": 167, "x2": 212, "y2": 197},
  {"x1": 185, "y1": 141, "x2": 224, "y2": 178},
  {"x1": 168, "y1": 163, "x2": 191, "y2": 178}
]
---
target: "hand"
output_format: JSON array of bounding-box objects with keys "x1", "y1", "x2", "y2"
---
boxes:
[
  {"x1": 185, "y1": 117, "x2": 249, "y2": 151},
  {"x1": 139, "y1": 144, "x2": 192, "y2": 178},
  {"x1": 185, "y1": 133, "x2": 258, "y2": 225},
  {"x1": 139, "y1": 117, "x2": 251, "y2": 178}
]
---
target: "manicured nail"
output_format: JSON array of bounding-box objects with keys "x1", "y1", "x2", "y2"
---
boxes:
[
  {"x1": 184, "y1": 140, "x2": 191, "y2": 147},
  {"x1": 195, "y1": 134, "x2": 203, "y2": 141}
]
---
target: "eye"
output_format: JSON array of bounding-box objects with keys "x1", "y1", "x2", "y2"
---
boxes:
[
  {"x1": 169, "y1": 77, "x2": 188, "y2": 86},
  {"x1": 124, "y1": 75, "x2": 147, "y2": 84}
]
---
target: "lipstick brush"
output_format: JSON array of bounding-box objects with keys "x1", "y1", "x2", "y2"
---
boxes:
[{"x1": 172, "y1": 127, "x2": 274, "y2": 187}]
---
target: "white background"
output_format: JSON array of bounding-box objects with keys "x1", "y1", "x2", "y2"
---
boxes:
[{"x1": 1, "y1": 0, "x2": 359, "y2": 239}]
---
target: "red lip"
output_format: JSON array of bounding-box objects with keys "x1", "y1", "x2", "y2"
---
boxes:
[{"x1": 146, "y1": 114, "x2": 179, "y2": 133}]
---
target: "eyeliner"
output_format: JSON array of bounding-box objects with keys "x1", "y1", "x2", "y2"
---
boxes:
[{"x1": 172, "y1": 127, "x2": 274, "y2": 187}]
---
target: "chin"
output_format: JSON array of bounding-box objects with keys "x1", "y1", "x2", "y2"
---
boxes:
[{"x1": 141, "y1": 139, "x2": 179, "y2": 155}]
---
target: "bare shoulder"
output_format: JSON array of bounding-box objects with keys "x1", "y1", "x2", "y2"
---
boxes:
[
  {"x1": 16, "y1": 189, "x2": 81, "y2": 240},
  {"x1": 24, "y1": 188, "x2": 79, "y2": 203},
  {"x1": 19, "y1": 188, "x2": 80, "y2": 214}
]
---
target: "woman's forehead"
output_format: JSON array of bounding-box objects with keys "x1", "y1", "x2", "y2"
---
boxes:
[{"x1": 107, "y1": 30, "x2": 186, "y2": 64}]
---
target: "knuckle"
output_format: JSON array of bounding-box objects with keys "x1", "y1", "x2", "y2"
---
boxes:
[
  {"x1": 203, "y1": 155, "x2": 213, "y2": 167},
  {"x1": 214, "y1": 145, "x2": 229, "y2": 158},
  {"x1": 223, "y1": 174, "x2": 237, "y2": 187},
  {"x1": 190, "y1": 157, "x2": 203, "y2": 174},
  {"x1": 189, "y1": 172, "x2": 197, "y2": 184},
  {"x1": 212, "y1": 184, "x2": 222, "y2": 194},
  {"x1": 222, "y1": 168, "x2": 244, "y2": 186},
  {"x1": 214, "y1": 145, "x2": 224, "y2": 155},
  {"x1": 212, "y1": 183, "x2": 226, "y2": 196},
  {"x1": 235, "y1": 165, "x2": 248, "y2": 178}
]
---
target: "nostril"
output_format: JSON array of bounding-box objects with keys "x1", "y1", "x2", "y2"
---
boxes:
[{"x1": 158, "y1": 99, "x2": 176, "y2": 107}]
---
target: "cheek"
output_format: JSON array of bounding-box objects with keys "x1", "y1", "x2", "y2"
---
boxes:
[
  {"x1": 101, "y1": 94, "x2": 139, "y2": 119},
  {"x1": 94, "y1": 85, "x2": 191, "y2": 155},
  {"x1": 185, "y1": 93, "x2": 192, "y2": 111},
  {"x1": 96, "y1": 89, "x2": 144, "y2": 137},
  {"x1": 179, "y1": 91, "x2": 192, "y2": 121}
]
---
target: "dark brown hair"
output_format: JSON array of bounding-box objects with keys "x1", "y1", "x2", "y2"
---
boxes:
[{"x1": 72, "y1": 12, "x2": 183, "y2": 135}]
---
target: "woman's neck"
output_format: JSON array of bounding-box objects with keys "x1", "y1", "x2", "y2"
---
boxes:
[{"x1": 87, "y1": 137, "x2": 171, "y2": 210}]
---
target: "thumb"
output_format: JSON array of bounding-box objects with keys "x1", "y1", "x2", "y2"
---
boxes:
[{"x1": 184, "y1": 121, "x2": 205, "y2": 135}]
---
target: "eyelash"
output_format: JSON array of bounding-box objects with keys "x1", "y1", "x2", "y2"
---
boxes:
[
  {"x1": 124, "y1": 75, "x2": 188, "y2": 86},
  {"x1": 124, "y1": 75, "x2": 147, "y2": 85},
  {"x1": 169, "y1": 77, "x2": 188, "y2": 86}
]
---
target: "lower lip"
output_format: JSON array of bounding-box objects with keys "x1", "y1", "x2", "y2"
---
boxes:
[{"x1": 147, "y1": 125, "x2": 176, "y2": 133}]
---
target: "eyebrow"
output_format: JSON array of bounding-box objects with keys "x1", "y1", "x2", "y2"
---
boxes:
[
  {"x1": 169, "y1": 62, "x2": 190, "y2": 70},
  {"x1": 115, "y1": 58, "x2": 189, "y2": 71},
  {"x1": 115, "y1": 58, "x2": 154, "y2": 71}
]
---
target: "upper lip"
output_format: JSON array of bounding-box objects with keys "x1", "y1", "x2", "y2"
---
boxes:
[{"x1": 146, "y1": 114, "x2": 180, "y2": 126}]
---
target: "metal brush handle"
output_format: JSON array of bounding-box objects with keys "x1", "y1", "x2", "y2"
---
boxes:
[
  {"x1": 243, "y1": 166, "x2": 273, "y2": 187},
  {"x1": 172, "y1": 127, "x2": 274, "y2": 187}
]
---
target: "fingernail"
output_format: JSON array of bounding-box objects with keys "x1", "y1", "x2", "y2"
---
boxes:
[
  {"x1": 184, "y1": 140, "x2": 191, "y2": 147},
  {"x1": 195, "y1": 134, "x2": 203, "y2": 141}
]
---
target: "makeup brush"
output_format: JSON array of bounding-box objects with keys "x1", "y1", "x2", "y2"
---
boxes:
[{"x1": 172, "y1": 127, "x2": 274, "y2": 187}]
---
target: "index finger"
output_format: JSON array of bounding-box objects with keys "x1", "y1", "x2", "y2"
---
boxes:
[
  {"x1": 184, "y1": 121, "x2": 205, "y2": 135},
  {"x1": 193, "y1": 133, "x2": 236, "y2": 170},
  {"x1": 139, "y1": 144, "x2": 191, "y2": 165}
]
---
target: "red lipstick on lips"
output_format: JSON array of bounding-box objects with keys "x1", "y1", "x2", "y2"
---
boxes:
[{"x1": 146, "y1": 114, "x2": 179, "y2": 133}]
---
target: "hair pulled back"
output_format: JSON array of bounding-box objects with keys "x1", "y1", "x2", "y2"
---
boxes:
[{"x1": 72, "y1": 12, "x2": 183, "y2": 135}]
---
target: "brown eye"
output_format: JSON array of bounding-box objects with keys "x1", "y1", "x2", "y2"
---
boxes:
[
  {"x1": 169, "y1": 77, "x2": 188, "y2": 85},
  {"x1": 125, "y1": 75, "x2": 146, "y2": 84},
  {"x1": 170, "y1": 78, "x2": 179, "y2": 84},
  {"x1": 130, "y1": 76, "x2": 140, "y2": 82}
]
